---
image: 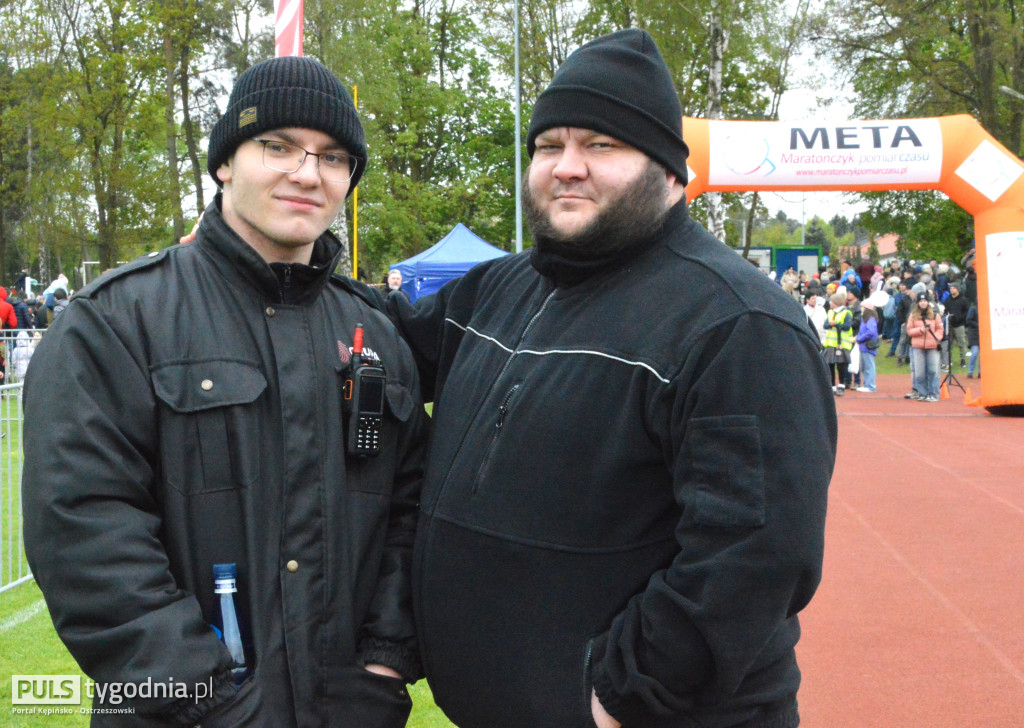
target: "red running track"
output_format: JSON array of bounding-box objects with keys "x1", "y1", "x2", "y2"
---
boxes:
[{"x1": 796, "y1": 373, "x2": 1024, "y2": 727}]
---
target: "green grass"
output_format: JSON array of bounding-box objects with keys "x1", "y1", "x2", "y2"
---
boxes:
[
  {"x1": 408, "y1": 681, "x2": 456, "y2": 728},
  {"x1": 1, "y1": 583, "x2": 89, "y2": 727},
  {"x1": 870, "y1": 337, "x2": 975, "y2": 377},
  {"x1": 873, "y1": 344, "x2": 904, "y2": 376}
]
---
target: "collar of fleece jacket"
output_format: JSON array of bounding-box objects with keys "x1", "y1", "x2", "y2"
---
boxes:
[{"x1": 529, "y1": 200, "x2": 689, "y2": 288}]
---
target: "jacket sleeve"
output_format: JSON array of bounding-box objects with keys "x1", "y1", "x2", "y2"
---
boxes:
[
  {"x1": 357, "y1": 328, "x2": 430, "y2": 682},
  {"x1": 855, "y1": 317, "x2": 878, "y2": 342},
  {"x1": 966, "y1": 307, "x2": 978, "y2": 329},
  {"x1": 387, "y1": 272, "x2": 486, "y2": 404},
  {"x1": 385, "y1": 288, "x2": 452, "y2": 404},
  {"x1": 589, "y1": 313, "x2": 836, "y2": 723},
  {"x1": 906, "y1": 317, "x2": 923, "y2": 339},
  {"x1": 22, "y1": 299, "x2": 239, "y2": 725}
]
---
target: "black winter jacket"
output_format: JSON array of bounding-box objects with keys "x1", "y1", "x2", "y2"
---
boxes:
[
  {"x1": 30, "y1": 300, "x2": 48, "y2": 328},
  {"x1": 966, "y1": 306, "x2": 980, "y2": 347},
  {"x1": 391, "y1": 202, "x2": 836, "y2": 728},
  {"x1": 11, "y1": 297, "x2": 31, "y2": 329},
  {"x1": 944, "y1": 293, "x2": 970, "y2": 328},
  {"x1": 896, "y1": 292, "x2": 915, "y2": 325},
  {"x1": 23, "y1": 201, "x2": 428, "y2": 728}
]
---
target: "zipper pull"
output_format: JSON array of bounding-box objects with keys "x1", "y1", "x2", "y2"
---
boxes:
[
  {"x1": 277, "y1": 263, "x2": 293, "y2": 302},
  {"x1": 496, "y1": 384, "x2": 520, "y2": 429}
]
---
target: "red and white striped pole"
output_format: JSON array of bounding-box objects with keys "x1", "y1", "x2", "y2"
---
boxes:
[{"x1": 274, "y1": 0, "x2": 304, "y2": 57}]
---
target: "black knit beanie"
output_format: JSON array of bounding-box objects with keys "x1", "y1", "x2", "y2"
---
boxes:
[
  {"x1": 207, "y1": 56, "x2": 366, "y2": 193},
  {"x1": 527, "y1": 28, "x2": 689, "y2": 185}
]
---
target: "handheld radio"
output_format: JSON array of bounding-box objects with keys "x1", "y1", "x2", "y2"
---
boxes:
[{"x1": 345, "y1": 324, "x2": 385, "y2": 457}]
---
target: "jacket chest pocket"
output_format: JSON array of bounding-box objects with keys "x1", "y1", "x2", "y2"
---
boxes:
[{"x1": 152, "y1": 360, "x2": 267, "y2": 495}]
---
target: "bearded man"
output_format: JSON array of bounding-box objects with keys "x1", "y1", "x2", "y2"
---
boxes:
[{"x1": 389, "y1": 29, "x2": 836, "y2": 728}]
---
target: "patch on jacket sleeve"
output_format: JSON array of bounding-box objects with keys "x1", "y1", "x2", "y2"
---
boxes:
[{"x1": 684, "y1": 415, "x2": 766, "y2": 528}]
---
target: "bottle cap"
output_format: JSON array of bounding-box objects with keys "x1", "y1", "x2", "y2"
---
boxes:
[{"x1": 213, "y1": 563, "x2": 238, "y2": 593}]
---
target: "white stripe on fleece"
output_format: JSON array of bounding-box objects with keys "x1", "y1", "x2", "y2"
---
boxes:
[{"x1": 445, "y1": 318, "x2": 671, "y2": 384}]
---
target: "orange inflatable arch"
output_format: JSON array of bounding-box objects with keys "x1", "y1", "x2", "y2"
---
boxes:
[{"x1": 683, "y1": 114, "x2": 1024, "y2": 414}]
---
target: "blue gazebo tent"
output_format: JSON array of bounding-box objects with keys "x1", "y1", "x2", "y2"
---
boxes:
[{"x1": 391, "y1": 223, "x2": 508, "y2": 301}]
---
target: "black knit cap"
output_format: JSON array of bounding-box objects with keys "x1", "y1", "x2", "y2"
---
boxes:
[
  {"x1": 527, "y1": 28, "x2": 689, "y2": 185},
  {"x1": 207, "y1": 56, "x2": 366, "y2": 193}
]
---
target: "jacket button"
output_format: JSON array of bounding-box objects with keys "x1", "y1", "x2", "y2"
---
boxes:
[
  {"x1": 265, "y1": 307, "x2": 275, "y2": 317},
  {"x1": 286, "y1": 560, "x2": 299, "y2": 573},
  {"x1": 201, "y1": 379, "x2": 213, "y2": 391}
]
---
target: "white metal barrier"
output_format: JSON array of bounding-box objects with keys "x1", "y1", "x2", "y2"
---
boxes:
[
  {"x1": 1, "y1": 328, "x2": 45, "y2": 385},
  {"x1": 1, "y1": 381, "x2": 31, "y2": 594}
]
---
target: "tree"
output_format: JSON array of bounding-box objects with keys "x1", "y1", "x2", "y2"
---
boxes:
[
  {"x1": 33, "y1": 0, "x2": 172, "y2": 271},
  {"x1": 704, "y1": 0, "x2": 730, "y2": 242},
  {"x1": 305, "y1": 0, "x2": 517, "y2": 279},
  {"x1": 152, "y1": 0, "x2": 229, "y2": 237},
  {"x1": 0, "y1": 1, "x2": 66, "y2": 283},
  {"x1": 815, "y1": 0, "x2": 1024, "y2": 155},
  {"x1": 804, "y1": 216, "x2": 828, "y2": 251},
  {"x1": 812, "y1": 0, "x2": 1022, "y2": 261},
  {"x1": 859, "y1": 190, "x2": 973, "y2": 262},
  {"x1": 830, "y1": 213, "x2": 851, "y2": 237},
  {"x1": 0, "y1": 60, "x2": 26, "y2": 282},
  {"x1": 751, "y1": 219, "x2": 798, "y2": 248},
  {"x1": 867, "y1": 237, "x2": 880, "y2": 263}
]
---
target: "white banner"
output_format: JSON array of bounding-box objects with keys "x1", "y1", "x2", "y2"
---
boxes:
[
  {"x1": 986, "y1": 232, "x2": 1024, "y2": 350},
  {"x1": 708, "y1": 119, "x2": 944, "y2": 187}
]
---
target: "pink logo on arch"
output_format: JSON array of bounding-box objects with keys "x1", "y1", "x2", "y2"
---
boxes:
[{"x1": 721, "y1": 134, "x2": 777, "y2": 177}]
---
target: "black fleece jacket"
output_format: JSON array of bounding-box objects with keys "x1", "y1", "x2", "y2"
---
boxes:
[{"x1": 389, "y1": 201, "x2": 836, "y2": 728}]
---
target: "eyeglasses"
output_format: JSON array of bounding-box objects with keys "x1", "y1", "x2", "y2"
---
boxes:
[{"x1": 252, "y1": 138, "x2": 358, "y2": 182}]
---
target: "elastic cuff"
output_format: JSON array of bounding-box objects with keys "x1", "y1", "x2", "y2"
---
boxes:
[
  {"x1": 588, "y1": 634, "x2": 644, "y2": 727},
  {"x1": 358, "y1": 638, "x2": 423, "y2": 683}
]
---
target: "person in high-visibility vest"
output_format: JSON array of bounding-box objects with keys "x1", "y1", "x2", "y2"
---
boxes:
[{"x1": 823, "y1": 290, "x2": 856, "y2": 395}]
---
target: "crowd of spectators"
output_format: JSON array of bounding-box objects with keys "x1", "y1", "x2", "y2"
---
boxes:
[
  {"x1": 0, "y1": 272, "x2": 71, "y2": 383},
  {"x1": 776, "y1": 254, "x2": 980, "y2": 401}
]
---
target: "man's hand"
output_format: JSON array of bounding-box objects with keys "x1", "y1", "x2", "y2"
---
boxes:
[
  {"x1": 591, "y1": 689, "x2": 621, "y2": 728},
  {"x1": 179, "y1": 215, "x2": 202, "y2": 245},
  {"x1": 365, "y1": 663, "x2": 402, "y2": 680}
]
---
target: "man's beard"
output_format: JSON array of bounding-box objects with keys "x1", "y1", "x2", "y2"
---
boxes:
[{"x1": 523, "y1": 160, "x2": 672, "y2": 260}]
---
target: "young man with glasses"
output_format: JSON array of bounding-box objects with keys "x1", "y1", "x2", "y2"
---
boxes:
[{"x1": 23, "y1": 56, "x2": 427, "y2": 727}]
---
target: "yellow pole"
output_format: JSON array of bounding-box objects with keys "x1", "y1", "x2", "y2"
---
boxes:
[{"x1": 351, "y1": 85, "x2": 359, "y2": 279}]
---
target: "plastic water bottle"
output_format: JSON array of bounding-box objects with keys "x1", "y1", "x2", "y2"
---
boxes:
[{"x1": 213, "y1": 563, "x2": 247, "y2": 683}]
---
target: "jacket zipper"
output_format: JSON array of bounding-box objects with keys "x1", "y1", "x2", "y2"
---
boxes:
[
  {"x1": 468, "y1": 289, "x2": 555, "y2": 496},
  {"x1": 471, "y1": 383, "x2": 520, "y2": 495},
  {"x1": 278, "y1": 263, "x2": 292, "y2": 302},
  {"x1": 583, "y1": 639, "x2": 598, "y2": 728},
  {"x1": 494, "y1": 290, "x2": 555, "y2": 381},
  {"x1": 428, "y1": 288, "x2": 556, "y2": 509}
]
